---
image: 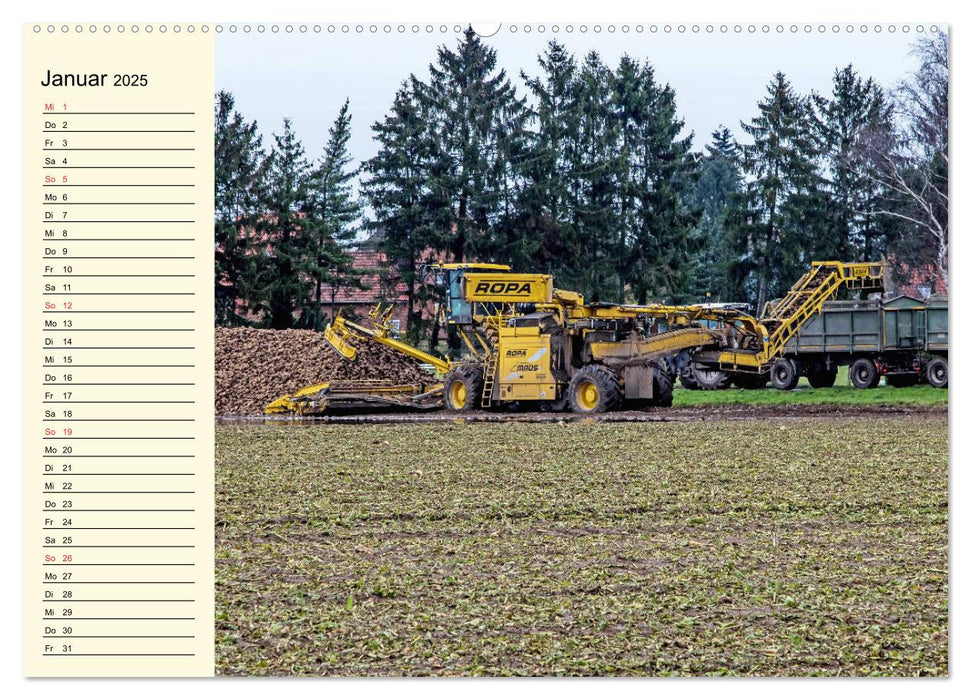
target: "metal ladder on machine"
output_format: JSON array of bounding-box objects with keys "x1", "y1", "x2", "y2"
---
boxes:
[
  {"x1": 480, "y1": 353, "x2": 500, "y2": 408},
  {"x1": 760, "y1": 261, "x2": 884, "y2": 364},
  {"x1": 479, "y1": 315, "x2": 507, "y2": 408}
]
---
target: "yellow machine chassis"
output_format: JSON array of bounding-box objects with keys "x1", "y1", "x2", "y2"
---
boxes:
[
  {"x1": 323, "y1": 305, "x2": 451, "y2": 374},
  {"x1": 265, "y1": 379, "x2": 444, "y2": 416},
  {"x1": 264, "y1": 260, "x2": 885, "y2": 414},
  {"x1": 712, "y1": 261, "x2": 884, "y2": 371}
]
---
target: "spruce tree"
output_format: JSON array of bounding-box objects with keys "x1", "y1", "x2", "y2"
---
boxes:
[
  {"x1": 518, "y1": 40, "x2": 579, "y2": 274},
  {"x1": 614, "y1": 56, "x2": 698, "y2": 304},
  {"x1": 568, "y1": 51, "x2": 624, "y2": 301},
  {"x1": 363, "y1": 85, "x2": 444, "y2": 343},
  {"x1": 302, "y1": 99, "x2": 364, "y2": 329},
  {"x1": 613, "y1": 54, "x2": 650, "y2": 299},
  {"x1": 250, "y1": 118, "x2": 313, "y2": 329},
  {"x1": 214, "y1": 91, "x2": 267, "y2": 326},
  {"x1": 411, "y1": 27, "x2": 528, "y2": 265},
  {"x1": 687, "y1": 126, "x2": 743, "y2": 302},
  {"x1": 810, "y1": 65, "x2": 895, "y2": 261},
  {"x1": 730, "y1": 72, "x2": 824, "y2": 311}
]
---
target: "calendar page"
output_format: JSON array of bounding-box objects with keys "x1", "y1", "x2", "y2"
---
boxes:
[{"x1": 22, "y1": 19, "x2": 950, "y2": 679}]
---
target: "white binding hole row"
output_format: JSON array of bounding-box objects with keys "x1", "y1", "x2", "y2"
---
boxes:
[
  {"x1": 28, "y1": 23, "x2": 944, "y2": 35},
  {"x1": 487, "y1": 23, "x2": 942, "y2": 35}
]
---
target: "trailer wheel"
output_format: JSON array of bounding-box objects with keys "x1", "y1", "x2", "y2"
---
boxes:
[
  {"x1": 444, "y1": 364, "x2": 484, "y2": 411},
  {"x1": 649, "y1": 364, "x2": 675, "y2": 407},
  {"x1": 806, "y1": 367, "x2": 837, "y2": 389},
  {"x1": 887, "y1": 374, "x2": 920, "y2": 388},
  {"x1": 568, "y1": 366, "x2": 622, "y2": 414},
  {"x1": 732, "y1": 373, "x2": 769, "y2": 390},
  {"x1": 926, "y1": 357, "x2": 948, "y2": 388},
  {"x1": 849, "y1": 358, "x2": 880, "y2": 389},
  {"x1": 770, "y1": 359, "x2": 799, "y2": 391}
]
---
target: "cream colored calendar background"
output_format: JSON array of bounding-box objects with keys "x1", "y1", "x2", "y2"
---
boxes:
[{"x1": 22, "y1": 25, "x2": 215, "y2": 677}]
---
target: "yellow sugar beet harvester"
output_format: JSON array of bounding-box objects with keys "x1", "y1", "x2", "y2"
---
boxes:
[{"x1": 266, "y1": 260, "x2": 885, "y2": 415}]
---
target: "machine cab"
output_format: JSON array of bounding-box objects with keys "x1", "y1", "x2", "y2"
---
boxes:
[{"x1": 426, "y1": 262, "x2": 554, "y2": 326}]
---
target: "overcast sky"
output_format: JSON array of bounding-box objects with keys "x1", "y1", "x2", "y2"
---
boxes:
[{"x1": 217, "y1": 23, "x2": 935, "y2": 174}]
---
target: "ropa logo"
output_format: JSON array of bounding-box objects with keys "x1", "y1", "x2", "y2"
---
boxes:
[
  {"x1": 506, "y1": 349, "x2": 527, "y2": 357},
  {"x1": 473, "y1": 281, "x2": 532, "y2": 295}
]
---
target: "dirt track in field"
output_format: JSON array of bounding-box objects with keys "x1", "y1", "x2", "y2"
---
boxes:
[{"x1": 217, "y1": 402, "x2": 947, "y2": 425}]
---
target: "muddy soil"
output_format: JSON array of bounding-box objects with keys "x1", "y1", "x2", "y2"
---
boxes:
[{"x1": 217, "y1": 402, "x2": 946, "y2": 425}]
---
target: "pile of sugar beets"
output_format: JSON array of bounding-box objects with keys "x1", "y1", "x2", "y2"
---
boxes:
[{"x1": 215, "y1": 328, "x2": 428, "y2": 415}]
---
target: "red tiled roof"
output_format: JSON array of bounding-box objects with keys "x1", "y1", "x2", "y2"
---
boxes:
[
  {"x1": 319, "y1": 246, "x2": 456, "y2": 305},
  {"x1": 319, "y1": 249, "x2": 409, "y2": 303},
  {"x1": 887, "y1": 257, "x2": 948, "y2": 299}
]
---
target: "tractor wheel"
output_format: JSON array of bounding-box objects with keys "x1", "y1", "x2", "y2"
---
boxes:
[
  {"x1": 650, "y1": 364, "x2": 675, "y2": 407},
  {"x1": 770, "y1": 358, "x2": 799, "y2": 391},
  {"x1": 887, "y1": 374, "x2": 920, "y2": 388},
  {"x1": 567, "y1": 366, "x2": 622, "y2": 414},
  {"x1": 678, "y1": 365, "x2": 701, "y2": 390},
  {"x1": 540, "y1": 393, "x2": 570, "y2": 412},
  {"x1": 732, "y1": 373, "x2": 769, "y2": 390},
  {"x1": 689, "y1": 365, "x2": 731, "y2": 391},
  {"x1": 849, "y1": 358, "x2": 880, "y2": 389},
  {"x1": 806, "y1": 366, "x2": 838, "y2": 389},
  {"x1": 443, "y1": 364, "x2": 484, "y2": 411},
  {"x1": 926, "y1": 357, "x2": 948, "y2": 388}
]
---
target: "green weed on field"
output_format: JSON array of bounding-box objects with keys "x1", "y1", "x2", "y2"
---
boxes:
[
  {"x1": 674, "y1": 367, "x2": 947, "y2": 407},
  {"x1": 215, "y1": 416, "x2": 948, "y2": 677}
]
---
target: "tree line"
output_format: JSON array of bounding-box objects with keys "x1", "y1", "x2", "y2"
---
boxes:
[{"x1": 215, "y1": 28, "x2": 948, "y2": 341}]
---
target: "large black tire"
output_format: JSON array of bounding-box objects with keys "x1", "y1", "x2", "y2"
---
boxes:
[
  {"x1": 849, "y1": 358, "x2": 880, "y2": 389},
  {"x1": 649, "y1": 364, "x2": 675, "y2": 407},
  {"x1": 443, "y1": 364, "x2": 484, "y2": 411},
  {"x1": 806, "y1": 366, "x2": 838, "y2": 389},
  {"x1": 690, "y1": 366, "x2": 731, "y2": 391},
  {"x1": 770, "y1": 358, "x2": 799, "y2": 391},
  {"x1": 926, "y1": 357, "x2": 948, "y2": 388},
  {"x1": 732, "y1": 373, "x2": 769, "y2": 390},
  {"x1": 887, "y1": 374, "x2": 920, "y2": 388},
  {"x1": 678, "y1": 365, "x2": 701, "y2": 390},
  {"x1": 540, "y1": 393, "x2": 570, "y2": 412},
  {"x1": 567, "y1": 365, "x2": 622, "y2": 414}
]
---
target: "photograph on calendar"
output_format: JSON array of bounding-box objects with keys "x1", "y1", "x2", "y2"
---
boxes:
[{"x1": 211, "y1": 23, "x2": 948, "y2": 676}]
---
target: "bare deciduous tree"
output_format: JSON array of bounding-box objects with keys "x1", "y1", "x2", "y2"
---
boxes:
[{"x1": 861, "y1": 34, "x2": 948, "y2": 289}]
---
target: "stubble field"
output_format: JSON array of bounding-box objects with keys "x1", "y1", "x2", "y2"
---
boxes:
[{"x1": 215, "y1": 413, "x2": 948, "y2": 676}]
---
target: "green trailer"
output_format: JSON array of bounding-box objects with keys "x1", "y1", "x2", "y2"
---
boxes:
[
  {"x1": 776, "y1": 295, "x2": 948, "y2": 389},
  {"x1": 923, "y1": 294, "x2": 949, "y2": 387}
]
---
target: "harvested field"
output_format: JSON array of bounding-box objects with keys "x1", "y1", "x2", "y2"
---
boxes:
[
  {"x1": 235, "y1": 402, "x2": 946, "y2": 425},
  {"x1": 215, "y1": 327, "x2": 430, "y2": 415},
  {"x1": 215, "y1": 415, "x2": 948, "y2": 676}
]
